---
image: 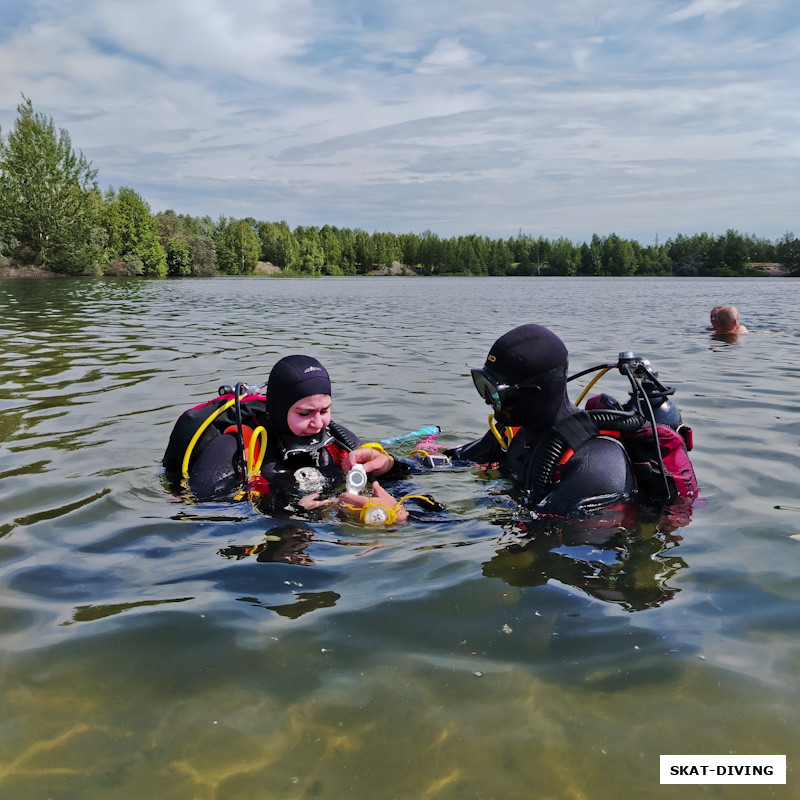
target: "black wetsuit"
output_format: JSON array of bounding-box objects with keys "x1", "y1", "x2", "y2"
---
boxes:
[
  {"x1": 186, "y1": 421, "x2": 355, "y2": 507},
  {"x1": 446, "y1": 407, "x2": 636, "y2": 516},
  {"x1": 186, "y1": 420, "x2": 413, "y2": 514}
]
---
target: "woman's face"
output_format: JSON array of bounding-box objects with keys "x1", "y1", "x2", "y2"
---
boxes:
[{"x1": 286, "y1": 394, "x2": 332, "y2": 437}]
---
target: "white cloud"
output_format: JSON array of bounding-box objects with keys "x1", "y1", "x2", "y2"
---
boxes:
[
  {"x1": 417, "y1": 38, "x2": 486, "y2": 74},
  {"x1": 0, "y1": 0, "x2": 797, "y2": 242},
  {"x1": 666, "y1": 0, "x2": 750, "y2": 23}
]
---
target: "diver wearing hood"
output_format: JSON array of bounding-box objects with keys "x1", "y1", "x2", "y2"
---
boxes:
[
  {"x1": 446, "y1": 324, "x2": 636, "y2": 516},
  {"x1": 187, "y1": 355, "x2": 410, "y2": 514}
]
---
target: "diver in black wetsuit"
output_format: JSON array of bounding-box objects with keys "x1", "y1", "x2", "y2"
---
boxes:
[
  {"x1": 447, "y1": 324, "x2": 636, "y2": 516},
  {"x1": 180, "y1": 355, "x2": 410, "y2": 514}
]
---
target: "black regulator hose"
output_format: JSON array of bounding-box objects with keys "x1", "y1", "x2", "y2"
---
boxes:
[
  {"x1": 586, "y1": 409, "x2": 646, "y2": 432},
  {"x1": 329, "y1": 420, "x2": 360, "y2": 452},
  {"x1": 618, "y1": 360, "x2": 673, "y2": 502},
  {"x1": 234, "y1": 382, "x2": 247, "y2": 485},
  {"x1": 526, "y1": 433, "x2": 569, "y2": 505},
  {"x1": 526, "y1": 410, "x2": 645, "y2": 504}
]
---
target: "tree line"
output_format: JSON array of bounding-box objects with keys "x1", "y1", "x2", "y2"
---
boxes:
[{"x1": 2, "y1": 96, "x2": 799, "y2": 278}]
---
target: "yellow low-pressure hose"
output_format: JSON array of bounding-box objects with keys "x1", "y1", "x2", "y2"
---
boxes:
[
  {"x1": 181, "y1": 398, "x2": 236, "y2": 478},
  {"x1": 575, "y1": 366, "x2": 613, "y2": 406},
  {"x1": 248, "y1": 426, "x2": 267, "y2": 476},
  {"x1": 488, "y1": 413, "x2": 514, "y2": 451}
]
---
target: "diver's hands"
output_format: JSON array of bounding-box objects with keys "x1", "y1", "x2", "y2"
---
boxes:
[
  {"x1": 298, "y1": 493, "x2": 337, "y2": 510},
  {"x1": 343, "y1": 446, "x2": 394, "y2": 477},
  {"x1": 339, "y1": 481, "x2": 409, "y2": 525}
]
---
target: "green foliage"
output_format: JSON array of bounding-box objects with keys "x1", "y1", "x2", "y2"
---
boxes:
[
  {"x1": 103, "y1": 187, "x2": 167, "y2": 277},
  {"x1": 745, "y1": 234, "x2": 776, "y2": 262},
  {"x1": 215, "y1": 217, "x2": 260, "y2": 274},
  {"x1": 0, "y1": 96, "x2": 104, "y2": 273},
  {"x1": 292, "y1": 226, "x2": 324, "y2": 276},
  {"x1": 155, "y1": 210, "x2": 216, "y2": 276},
  {"x1": 166, "y1": 238, "x2": 192, "y2": 276},
  {"x1": 776, "y1": 233, "x2": 800, "y2": 276},
  {"x1": 707, "y1": 229, "x2": 749, "y2": 275},
  {"x1": 0, "y1": 97, "x2": 792, "y2": 281},
  {"x1": 602, "y1": 234, "x2": 637, "y2": 276},
  {"x1": 353, "y1": 229, "x2": 376, "y2": 274},
  {"x1": 258, "y1": 220, "x2": 297, "y2": 270},
  {"x1": 579, "y1": 237, "x2": 603, "y2": 276},
  {"x1": 489, "y1": 239, "x2": 514, "y2": 276},
  {"x1": 546, "y1": 237, "x2": 580, "y2": 276},
  {"x1": 664, "y1": 229, "x2": 762, "y2": 277},
  {"x1": 638, "y1": 244, "x2": 671, "y2": 275}
]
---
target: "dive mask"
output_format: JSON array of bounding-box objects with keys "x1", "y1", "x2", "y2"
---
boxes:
[{"x1": 470, "y1": 364, "x2": 567, "y2": 411}]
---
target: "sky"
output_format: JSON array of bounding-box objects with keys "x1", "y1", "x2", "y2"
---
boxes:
[{"x1": 0, "y1": 0, "x2": 798, "y2": 244}]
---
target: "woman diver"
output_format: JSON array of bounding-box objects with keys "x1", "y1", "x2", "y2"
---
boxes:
[{"x1": 164, "y1": 355, "x2": 411, "y2": 518}]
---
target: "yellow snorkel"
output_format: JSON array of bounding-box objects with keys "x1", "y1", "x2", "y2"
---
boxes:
[{"x1": 488, "y1": 413, "x2": 515, "y2": 451}]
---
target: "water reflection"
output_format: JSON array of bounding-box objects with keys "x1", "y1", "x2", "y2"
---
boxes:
[
  {"x1": 65, "y1": 596, "x2": 193, "y2": 624},
  {"x1": 239, "y1": 590, "x2": 342, "y2": 619},
  {"x1": 2, "y1": 277, "x2": 798, "y2": 800},
  {"x1": 710, "y1": 331, "x2": 743, "y2": 345},
  {"x1": 218, "y1": 525, "x2": 319, "y2": 565},
  {"x1": 483, "y1": 501, "x2": 692, "y2": 612},
  {"x1": 216, "y1": 524, "x2": 381, "y2": 567},
  {"x1": 484, "y1": 529, "x2": 686, "y2": 612}
]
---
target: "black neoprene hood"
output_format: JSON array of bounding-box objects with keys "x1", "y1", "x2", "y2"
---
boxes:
[
  {"x1": 266, "y1": 355, "x2": 332, "y2": 434},
  {"x1": 484, "y1": 324, "x2": 569, "y2": 384}
]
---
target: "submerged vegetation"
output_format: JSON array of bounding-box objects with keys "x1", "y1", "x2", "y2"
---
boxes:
[{"x1": 2, "y1": 97, "x2": 798, "y2": 278}]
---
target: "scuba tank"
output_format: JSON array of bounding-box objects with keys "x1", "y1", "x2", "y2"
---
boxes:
[{"x1": 617, "y1": 352, "x2": 683, "y2": 430}]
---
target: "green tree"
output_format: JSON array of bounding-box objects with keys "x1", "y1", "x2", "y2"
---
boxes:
[
  {"x1": 373, "y1": 231, "x2": 402, "y2": 270},
  {"x1": 337, "y1": 228, "x2": 358, "y2": 274},
  {"x1": 579, "y1": 235, "x2": 603, "y2": 276},
  {"x1": 398, "y1": 232, "x2": 420, "y2": 269},
  {"x1": 188, "y1": 234, "x2": 216, "y2": 277},
  {"x1": 320, "y1": 225, "x2": 343, "y2": 274},
  {"x1": 666, "y1": 232, "x2": 712, "y2": 275},
  {"x1": 417, "y1": 230, "x2": 443, "y2": 274},
  {"x1": 601, "y1": 233, "x2": 637, "y2": 276},
  {"x1": 489, "y1": 238, "x2": 513, "y2": 276},
  {"x1": 0, "y1": 96, "x2": 104, "y2": 273},
  {"x1": 745, "y1": 233, "x2": 776, "y2": 263},
  {"x1": 216, "y1": 217, "x2": 260, "y2": 274},
  {"x1": 511, "y1": 234, "x2": 534, "y2": 275},
  {"x1": 707, "y1": 229, "x2": 749, "y2": 275},
  {"x1": 156, "y1": 210, "x2": 189, "y2": 276},
  {"x1": 353, "y1": 229, "x2": 376, "y2": 274},
  {"x1": 547, "y1": 237, "x2": 579, "y2": 276},
  {"x1": 638, "y1": 243, "x2": 670, "y2": 275},
  {"x1": 536, "y1": 237, "x2": 552, "y2": 272},
  {"x1": 298, "y1": 238, "x2": 324, "y2": 275},
  {"x1": 776, "y1": 232, "x2": 800, "y2": 276},
  {"x1": 258, "y1": 220, "x2": 297, "y2": 270},
  {"x1": 155, "y1": 210, "x2": 216, "y2": 276},
  {"x1": 103, "y1": 186, "x2": 167, "y2": 276},
  {"x1": 290, "y1": 226, "x2": 322, "y2": 275},
  {"x1": 165, "y1": 238, "x2": 192, "y2": 276}
]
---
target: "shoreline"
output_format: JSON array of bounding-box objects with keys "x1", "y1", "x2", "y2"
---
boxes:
[{"x1": 1, "y1": 262, "x2": 790, "y2": 279}]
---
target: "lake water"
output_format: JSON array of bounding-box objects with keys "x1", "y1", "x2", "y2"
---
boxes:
[{"x1": 0, "y1": 276, "x2": 797, "y2": 799}]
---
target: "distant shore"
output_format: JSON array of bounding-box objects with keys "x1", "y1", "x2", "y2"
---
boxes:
[
  {"x1": 1, "y1": 261, "x2": 789, "y2": 279},
  {"x1": 0, "y1": 260, "x2": 422, "y2": 278},
  {"x1": 0, "y1": 265, "x2": 65, "y2": 278}
]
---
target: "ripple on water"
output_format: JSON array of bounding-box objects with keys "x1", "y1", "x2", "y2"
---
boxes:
[{"x1": 1, "y1": 276, "x2": 798, "y2": 799}]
